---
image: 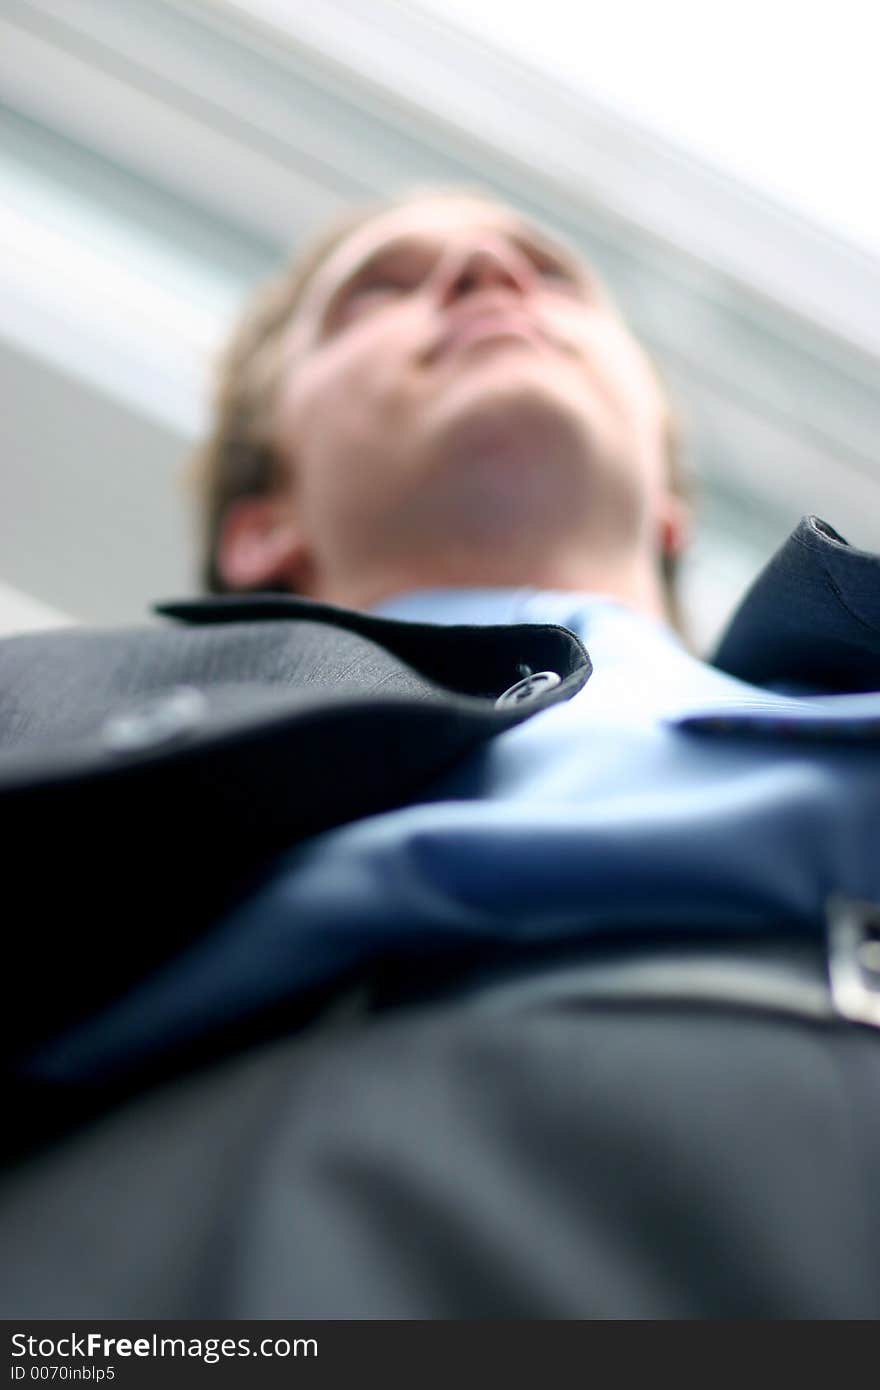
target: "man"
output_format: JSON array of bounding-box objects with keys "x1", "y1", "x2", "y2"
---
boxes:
[
  {"x1": 200, "y1": 187, "x2": 687, "y2": 620},
  {"x1": 2, "y1": 186, "x2": 880, "y2": 1319}
]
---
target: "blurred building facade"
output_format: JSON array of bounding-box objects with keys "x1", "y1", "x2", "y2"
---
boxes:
[{"x1": 1, "y1": 0, "x2": 878, "y2": 648}]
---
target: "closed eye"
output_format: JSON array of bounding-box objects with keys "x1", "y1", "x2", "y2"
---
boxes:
[
  {"x1": 526, "y1": 249, "x2": 587, "y2": 292},
  {"x1": 352, "y1": 277, "x2": 409, "y2": 299},
  {"x1": 538, "y1": 262, "x2": 580, "y2": 288},
  {"x1": 324, "y1": 271, "x2": 422, "y2": 332}
]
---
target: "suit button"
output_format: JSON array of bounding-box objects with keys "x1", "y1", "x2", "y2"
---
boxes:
[
  {"x1": 102, "y1": 686, "x2": 207, "y2": 753},
  {"x1": 495, "y1": 670, "x2": 562, "y2": 708}
]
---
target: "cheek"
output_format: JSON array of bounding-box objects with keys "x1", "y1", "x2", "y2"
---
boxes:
[
  {"x1": 281, "y1": 328, "x2": 416, "y2": 460},
  {"x1": 582, "y1": 327, "x2": 666, "y2": 435},
  {"x1": 274, "y1": 348, "x2": 414, "y2": 528}
]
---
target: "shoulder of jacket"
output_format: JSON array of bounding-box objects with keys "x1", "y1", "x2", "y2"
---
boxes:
[{"x1": 711, "y1": 516, "x2": 880, "y2": 691}]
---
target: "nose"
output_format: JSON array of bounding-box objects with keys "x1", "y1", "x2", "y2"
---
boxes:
[{"x1": 435, "y1": 238, "x2": 536, "y2": 306}]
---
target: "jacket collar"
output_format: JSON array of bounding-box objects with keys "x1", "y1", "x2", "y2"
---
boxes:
[
  {"x1": 159, "y1": 513, "x2": 880, "y2": 695},
  {"x1": 711, "y1": 516, "x2": 880, "y2": 690}
]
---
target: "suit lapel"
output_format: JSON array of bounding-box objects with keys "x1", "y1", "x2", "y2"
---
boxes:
[{"x1": 712, "y1": 516, "x2": 880, "y2": 691}]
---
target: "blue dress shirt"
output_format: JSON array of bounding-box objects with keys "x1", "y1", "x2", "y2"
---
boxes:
[{"x1": 28, "y1": 588, "x2": 880, "y2": 1082}]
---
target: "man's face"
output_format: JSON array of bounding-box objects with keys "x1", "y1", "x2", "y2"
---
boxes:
[{"x1": 268, "y1": 195, "x2": 676, "y2": 601}]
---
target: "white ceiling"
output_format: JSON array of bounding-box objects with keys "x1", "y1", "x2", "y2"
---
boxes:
[{"x1": 401, "y1": 0, "x2": 880, "y2": 257}]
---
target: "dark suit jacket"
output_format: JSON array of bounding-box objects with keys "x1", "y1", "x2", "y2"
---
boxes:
[
  {"x1": 2, "y1": 515, "x2": 880, "y2": 1318},
  {"x1": 0, "y1": 592, "x2": 589, "y2": 1061}
]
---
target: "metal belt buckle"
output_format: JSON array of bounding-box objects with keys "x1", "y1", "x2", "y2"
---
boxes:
[{"x1": 826, "y1": 894, "x2": 880, "y2": 1028}]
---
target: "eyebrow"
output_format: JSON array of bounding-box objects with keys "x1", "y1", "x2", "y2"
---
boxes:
[{"x1": 335, "y1": 234, "x2": 429, "y2": 293}]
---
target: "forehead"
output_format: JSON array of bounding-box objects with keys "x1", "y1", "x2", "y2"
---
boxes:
[{"x1": 307, "y1": 196, "x2": 577, "y2": 301}]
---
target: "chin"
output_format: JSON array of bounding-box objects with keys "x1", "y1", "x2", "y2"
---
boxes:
[
  {"x1": 405, "y1": 392, "x2": 605, "y2": 548},
  {"x1": 425, "y1": 367, "x2": 596, "y2": 469}
]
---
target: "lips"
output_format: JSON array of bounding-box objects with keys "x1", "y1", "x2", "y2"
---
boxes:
[{"x1": 431, "y1": 310, "x2": 549, "y2": 362}]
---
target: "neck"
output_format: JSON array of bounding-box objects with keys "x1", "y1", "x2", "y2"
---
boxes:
[{"x1": 312, "y1": 543, "x2": 671, "y2": 625}]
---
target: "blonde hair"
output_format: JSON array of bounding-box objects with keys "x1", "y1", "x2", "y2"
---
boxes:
[{"x1": 189, "y1": 185, "x2": 688, "y2": 625}]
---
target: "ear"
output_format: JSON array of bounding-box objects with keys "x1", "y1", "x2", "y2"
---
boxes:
[
  {"x1": 217, "y1": 495, "x2": 311, "y2": 591},
  {"x1": 657, "y1": 490, "x2": 692, "y2": 562}
]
